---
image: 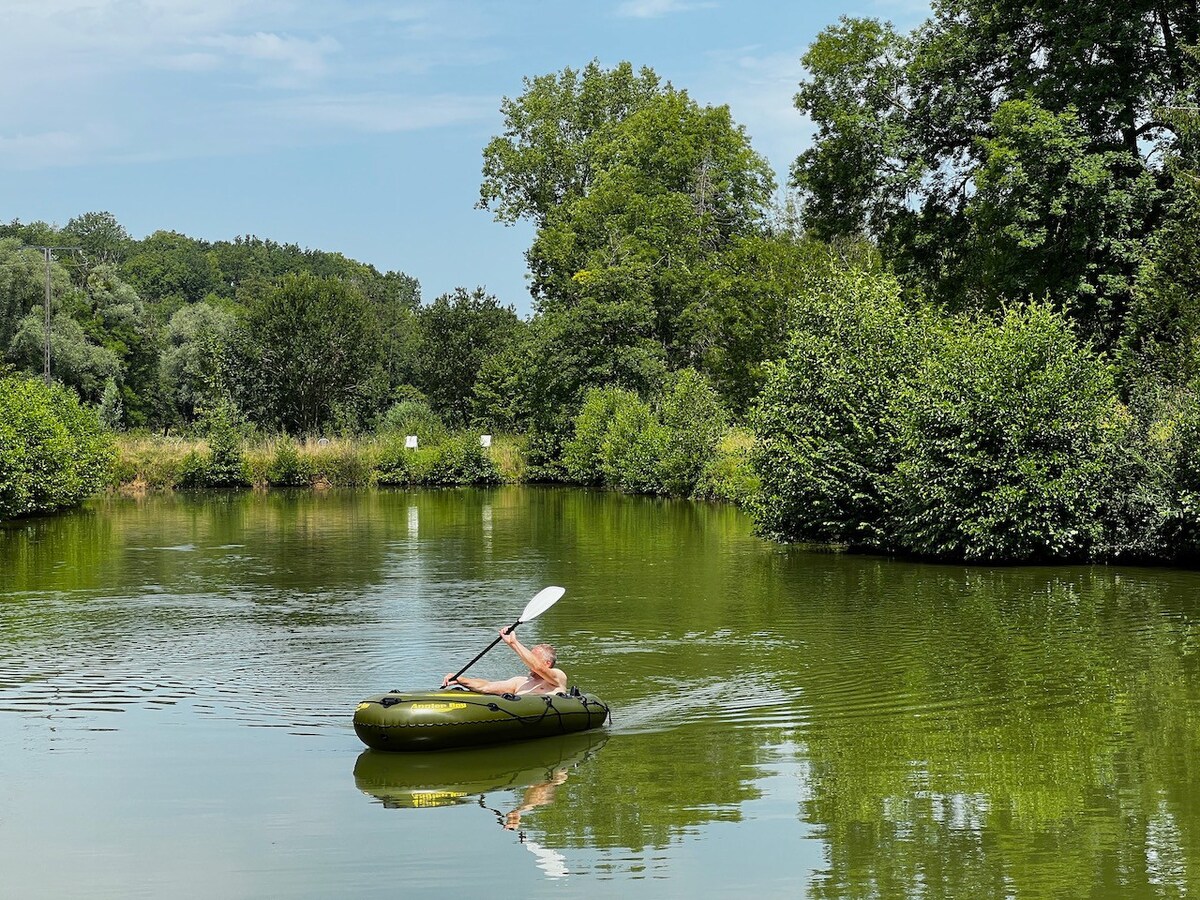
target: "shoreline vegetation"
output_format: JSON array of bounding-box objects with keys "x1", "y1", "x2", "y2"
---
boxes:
[
  {"x1": 4, "y1": 7, "x2": 1200, "y2": 564},
  {"x1": 106, "y1": 421, "x2": 758, "y2": 504}
]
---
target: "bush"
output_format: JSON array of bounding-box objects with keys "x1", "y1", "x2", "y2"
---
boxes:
[
  {"x1": 374, "y1": 433, "x2": 499, "y2": 486},
  {"x1": 0, "y1": 374, "x2": 116, "y2": 519},
  {"x1": 562, "y1": 387, "x2": 631, "y2": 484},
  {"x1": 175, "y1": 397, "x2": 250, "y2": 489},
  {"x1": 750, "y1": 266, "x2": 927, "y2": 546},
  {"x1": 657, "y1": 369, "x2": 727, "y2": 496},
  {"x1": 694, "y1": 427, "x2": 760, "y2": 506},
  {"x1": 601, "y1": 395, "x2": 667, "y2": 494},
  {"x1": 378, "y1": 399, "x2": 446, "y2": 444},
  {"x1": 427, "y1": 434, "x2": 502, "y2": 485},
  {"x1": 890, "y1": 302, "x2": 1122, "y2": 561},
  {"x1": 265, "y1": 438, "x2": 309, "y2": 487}
]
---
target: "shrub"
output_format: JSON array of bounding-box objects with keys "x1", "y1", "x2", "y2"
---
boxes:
[
  {"x1": 427, "y1": 434, "x2": 501, "y2": 485},
  {"x1": 657, "y1": 369, "x2": 727, "y2": 496},
  {"x1": 562, "y1": 387, "x2": 631, "y2": 484},
  {"x1": 890, "y1": 301, "x2": 1122, "y2": 561},
  {"x1": 201, "y1": 400, "x2": 251, "y2": 488},
  {"x1": 0, "y1": 374, "x2": 116, "y2": 519},
  {"x1": 750, "y1": 266, "x2": 927, "y2": 546},
  {"x1": 378, "y1": 399, "x2": 446, "y2": 444},
  {"x1": 694, "y1": 427, "x2": 760, "y2": 506},
  {"x1": 265, "y1": 438, "x2": 309, "y2": 487},
  {"x1": 600, "y1": 394, "x2": 667, "y2": 494}
]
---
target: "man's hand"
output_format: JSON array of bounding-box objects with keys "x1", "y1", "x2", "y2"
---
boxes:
[
  {"x1": 441, "y1": 673, "x2": 459, "y2": 688},
  {"x1": 500, "y1": 626, "x2": 518, "y2": 647}
]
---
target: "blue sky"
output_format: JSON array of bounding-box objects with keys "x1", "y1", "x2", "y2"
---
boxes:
[{"x1": 0, "y1": 0, "x2": 929, "y2": 315}]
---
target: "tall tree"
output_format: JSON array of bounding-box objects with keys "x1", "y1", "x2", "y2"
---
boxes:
[
  {"x1": 238, "y1": 273, "x2": 384, "y2": 434},
  {"x1": 409, "y1": 287, "x2": 521, "y2": 426},
  {"x1": 479, "y1": 60, "x2": 667, "y2": 227},
  {"x1": 793, "y1": 2, "x2": 1199, "y2": 342},
  {"x1": 481, "y1": 62, "x2": 777, "y2": 422}
]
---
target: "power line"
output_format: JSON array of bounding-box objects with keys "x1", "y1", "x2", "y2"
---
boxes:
[{"x1": 26, "y1": 246, "x2": 82, "y2": 385}]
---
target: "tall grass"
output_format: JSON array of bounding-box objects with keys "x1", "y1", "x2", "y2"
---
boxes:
[{"x1": 112, "y1": 431, "x2": 522, "y2": 491}]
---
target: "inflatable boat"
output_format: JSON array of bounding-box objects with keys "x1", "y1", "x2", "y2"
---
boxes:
[
  {"x1": 353, "y1": 730, "x2": 608, "y2": 808},
  {"x1": 353, "y1": 688, "x2": 610, "y2": 751}
]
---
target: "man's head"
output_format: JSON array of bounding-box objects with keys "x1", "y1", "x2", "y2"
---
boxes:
[{"x1": 531, "y1": 643, "x2": 557, "y2": 667}]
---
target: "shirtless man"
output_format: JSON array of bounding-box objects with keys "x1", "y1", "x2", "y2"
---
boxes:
[{"x1": 442, "y1": 627, "x2": 567, "y2": 695}]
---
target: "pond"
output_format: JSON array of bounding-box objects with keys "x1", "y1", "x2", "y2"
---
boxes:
[{"x1": 2, "y1": 487, "x2": 1199, "y2": 898}]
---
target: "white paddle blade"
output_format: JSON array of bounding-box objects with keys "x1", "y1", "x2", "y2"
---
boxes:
[{"x1": 519, "y1": 586, "x2": 565, "y2": 624}]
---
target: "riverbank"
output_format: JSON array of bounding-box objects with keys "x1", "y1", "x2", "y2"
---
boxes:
[
  {"x1": 107, "y1": 427, "x2": 757, "y2": 503},
  {"x1": 110, "y1": 432, "x2": 526, "y2": 493}
]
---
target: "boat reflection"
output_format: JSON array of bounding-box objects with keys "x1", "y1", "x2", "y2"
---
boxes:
[
  {"x1": 352, "y1": 730, "x2": 608, "y2": 811},
  {"x1": 353, "y1": 731, "x2": 608, "y2": 878}
]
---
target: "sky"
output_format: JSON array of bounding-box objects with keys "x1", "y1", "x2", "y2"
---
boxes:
[{"x1": 0, "y1": 0, "x2": 930, "y2": 315}]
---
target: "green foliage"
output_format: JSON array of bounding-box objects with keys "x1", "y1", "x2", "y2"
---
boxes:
[
  {"x1": 9, "y1": 313, "x2": 121, "y2": 404},
  {"x1": 427, "y1": 434, "x2": 502, "y2": 485},
  {"x1": 600, "y1": 394, "x2": 668, "y2": 494},
  {"x1": 563, "y1": 387, "x2": 631, "y2": 484},
  {"x1": 656, "y1": 369, "x2": 727, "y2": 496},
  {"x1": 479, "y1": 60, "x2": 667, "y2": 226},
  {"x1": 159, "y1": 301, "x2": 237, "y2": 426},
  {"x1": 1119, "y1": 179, "x2": 1200, "y2": 387},
  {"x1": 238, "y1": 273, "x2": 384, "y2": 434},
  {"x1": 410, "y1": 288, "x2": 521, "y2": 426},
  {"x1": 693, "y1": 428, "x2": 760, "y2": 506},
  {"x1": 178, "y1": 398, "x2": 250, "y2": 489},
  {"x1": 98, "y1": 376, "x2": 123, "y2": 431},
  {"x1": 64, "y1": 211, "x2": 131, "y2": 266},
  {"x1": 0, "y1": 374, "x2": 115, "y2": 519},
  {"x1": 373, "y1": 433, "x2": 500, "y2": 486},
  {"x1": 377, "y1": 398, "x2": 446, "y2": 443},
  {"x1": 265, "y1": 438, "x2": 309, "y2": 487},
  {"x1": 890, "y1": 302, "x2": 1121, "y2": 561},
  {"x1": 965, "y1": 99, "x2": 1161, "y2": 340},
  {"x1": 792, "y1": 5, "x2": 1196, "y2": 343},
  {"x1": 751, "y1": 265, "x2": 926, "y2": 546}
]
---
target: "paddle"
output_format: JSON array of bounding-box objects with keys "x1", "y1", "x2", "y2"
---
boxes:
[{"x1": 446, "y1": 586, "x2": 565, "y2": 685}]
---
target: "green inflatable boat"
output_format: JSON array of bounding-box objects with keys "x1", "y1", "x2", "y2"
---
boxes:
[{"x1": 353, "y1": 688, "x2": 610, "y2": 751}]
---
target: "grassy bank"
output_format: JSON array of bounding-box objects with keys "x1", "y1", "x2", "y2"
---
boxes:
[
  {"x1": 112, "y1": 432, "x2": 526, "y2": 493},
  {"x1": 108, "y1": 426, "x2": 755, "y2": 506}
]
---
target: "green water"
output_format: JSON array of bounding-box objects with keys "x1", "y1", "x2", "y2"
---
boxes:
[{"x1": 1, "y1": 487, "x2": 1199, "y2": 898}]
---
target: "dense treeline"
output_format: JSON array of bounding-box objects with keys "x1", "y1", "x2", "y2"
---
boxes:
[{"x1": 4, "y1": 3, "x2": 1200, "y2": 562}]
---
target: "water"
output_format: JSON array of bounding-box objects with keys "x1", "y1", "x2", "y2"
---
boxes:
[{"x1": 1, "y1": 487, "x2": 1199, "y2": 898}]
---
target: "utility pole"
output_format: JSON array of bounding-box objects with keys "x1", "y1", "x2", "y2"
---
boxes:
[{"x1": 30, "y1": 246, "x2": 81, "y2": 385}]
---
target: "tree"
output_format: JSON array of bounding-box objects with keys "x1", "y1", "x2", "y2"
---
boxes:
[
  {"x1": 479, "y1": 60, "x2": 668, "y2": 227},
  {"x1": 121, "y1": 230, "x2": 219, "y2": 306},
  {"x1": 8, "y1": 313, "x2": 121, "y2": 403},
  {"x1": 160, "y1": 301, "x2": 237, "y2": 426},
  {"x1": 98, "y1": 376, "x2": 123, "y2": 430},
  {"x1": 480, "y1": 61, "x2": 778, "y2": 423},
  {"x1": 793, "y1": 4, "x2": 1199, "y2": 342},
  {"x1": 238, "y1": 273, "x2": 384, "y2": 434},
  {"x1": 64, "y1": 211, "x2": 132, "y2": 267},
  {"x1": 751, "y1": 264, "x2": 928, "y2": 547},
  {"x1": 411, "y1": 287, "x2": 521, "y2": 426}
]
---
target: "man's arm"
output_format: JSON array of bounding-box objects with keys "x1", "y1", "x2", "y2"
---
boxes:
[
  {"x1": 441, "y1": 673, "x2": 524, "y2": 694},
  {"x1": 500, "y1": 629, "x2": 556, "y2": 680}
]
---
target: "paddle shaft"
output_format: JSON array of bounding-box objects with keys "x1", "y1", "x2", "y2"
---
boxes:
[{"x1": 451, "y1": 618, "x2": 520, "y2": 682}]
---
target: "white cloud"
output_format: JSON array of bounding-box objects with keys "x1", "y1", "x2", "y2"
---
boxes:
[
  {"x1": 615, "y1": 0, "x2": 714, "y2": 18},
  {"x1": 0, "y1": 127, "x2": 117, "y2": 169},
  {"x1": 687, "y1": 46, "x2": 814, "y2": 183},
  {"x1": 198, "y1": 32, "x2": 342, "y2": 86}
]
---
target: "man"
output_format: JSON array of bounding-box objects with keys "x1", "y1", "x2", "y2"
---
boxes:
[{"x1": 442, "y1": 627, "x2": 567, "y2": 695}]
